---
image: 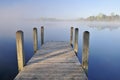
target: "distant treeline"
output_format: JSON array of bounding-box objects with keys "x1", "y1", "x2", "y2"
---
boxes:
[
  {"x1": 33, "y1": 13, "x2": 120, "y2": 22},
  {"x1": 79, "y1": 13, "x2": 120, "y2": 21}
]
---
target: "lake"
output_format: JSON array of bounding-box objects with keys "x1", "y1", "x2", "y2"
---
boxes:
[{"x1": 0, "y1": 21, "x2": 120, "y2": 80}]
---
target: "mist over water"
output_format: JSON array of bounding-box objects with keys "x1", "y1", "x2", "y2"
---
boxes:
[{"x1": 0, "y1": 21, "x2": 120, "y2": 80}]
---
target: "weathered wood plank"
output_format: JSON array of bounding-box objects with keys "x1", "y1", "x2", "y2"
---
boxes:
[{"x1": 14, "y1": 42, "x2": 87, "y2": 80}]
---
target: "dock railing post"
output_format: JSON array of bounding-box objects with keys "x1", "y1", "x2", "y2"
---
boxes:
[
  {"x1": 33, "y1": 27, "x2": 38, "y2": 53},
  {"x1": 41, "y1": 26, "x2": 44, "y2": 46},
  {"x1": 82, "y1": 31, "x2": 90, "y2": 74},
  {"x1": 16, "y1": 30, "x2": 25, "y2": 72},
  {"x1": 74, "y1": 28, "x2": 79, "y2": 53},
  {"x1": 70, "y1": 27, "x2": 74, "y2": 46}
]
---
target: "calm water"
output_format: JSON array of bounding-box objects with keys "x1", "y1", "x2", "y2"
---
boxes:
[{"x1": 0, "y1": 21, "x2": 120, "y2": 80}]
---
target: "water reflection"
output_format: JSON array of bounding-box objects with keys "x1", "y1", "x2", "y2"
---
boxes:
[{"x1": 87, "y1": 21, "x2": 120, "y2": 30}]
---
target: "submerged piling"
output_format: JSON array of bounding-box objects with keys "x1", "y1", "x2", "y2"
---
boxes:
[
  {"x1": 74, "y1": 28, "x2": 79, "y2": 53},
  {"x1": 16, "y1": 30, "x2": 25, "y2": 72},
  {"x1": 82, "y1": 31, "x2": 90, "y2": 74},
  {"x1": 41, "y1": 26, "x2": 44, "y2": 45},
  {"x1": 70, "y1": 27, "x2": 74, "y2": 46},
  {"x1": 33, "y1": 27, "x2": 38, "y2": 53}
]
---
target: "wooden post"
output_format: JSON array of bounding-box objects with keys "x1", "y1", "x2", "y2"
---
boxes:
[
  {"x1": 70, "y1": 27, "x2": 74, "y2": 46},
  {"x1": 33, "y1": 27, "x2": 38, "y2": 53},
  {"x1": 41, "y1": 26, "x2": 44, "y2": 45},
  {"x1": 74, "y1": 28, "x2": 79, "y2": 53},
  {"x1": 82, "y1": 31, "x2": 90, "y2": 74},
  {"x1": 16, "y1": 30, "x2": 25, "y2": 72}
]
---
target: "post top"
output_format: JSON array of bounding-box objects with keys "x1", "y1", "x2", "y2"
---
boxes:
[
  {"x1": 41, "y1": 26, "x2": 44, "y2": 28},
  {"x1": 33, "y1": 27, "x2": 37, "y2": 30},
  {"x1": 16, "y1": 30, "x2": 23, "y2": 33},
  {"x1": 84, "y1": 31, "x2": 89, "y2": 34},
  {"x1": 75, "y1": 28, "x2": 79, "y2": 30}
]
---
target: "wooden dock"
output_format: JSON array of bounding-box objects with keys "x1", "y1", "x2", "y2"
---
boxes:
[
  {"x1": 14, "y1": 27, "x2": 89, "y2": 80},
  {"x1": 14, "y1": 41, "x2": 87, "y2": 80}
]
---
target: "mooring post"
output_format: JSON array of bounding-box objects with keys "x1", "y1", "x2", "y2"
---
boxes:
[
  {"x1": 70, "y1": 27, "x2": 74, "y2": 46},
  {"x1": 74, "y1": 28, "x2": 79, "y2": 53},
  {"x1": 82, "y1": 31, "x2": 90, "y2": 74},
  {"x1": 33, "y1": 27, "x2": 38, "y2": 53},
  {"x1": 16, "y1": 30, "x2": 25, "y2": 72},
  {"x1": 41, "y1": 26, "x2": 44, "y2": 45}
]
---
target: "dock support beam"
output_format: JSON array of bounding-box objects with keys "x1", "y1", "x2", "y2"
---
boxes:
[
  {"x1": 16, "y1": 30, "x2": 25, "y2": 72},
  {"x1": 33, "y1": 27, "x2": 38, "y2": 53},
  {"x1": 70, "y1": 27, "x2": 74, "y2": 46},
  {"x1": 74, "y1": 28, "x2": 79, "y2": 53},
  {"x1": 82, "y1": 31, "x2": 90, "y2": 74},
  {"x1": 41, "y1": 26, "x2": 44, "y2": 45}
]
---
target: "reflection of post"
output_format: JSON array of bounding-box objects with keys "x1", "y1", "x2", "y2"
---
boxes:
[
  {"x1": 82, "y1": 31, "x2": 90, "y2": 74},
  {"x1": 74, "y1": 28, "x2": 79, "y2": 53},
  {"x1": 41, "y1": 26, "x2": 44, "y2": 46},
  {"x1": 70, "y1": 27, "x2": 74, "y2": 46},
  {"x1": 16, "y1": 30, "x2": 25, "y2": 72},
  {"x1": 33, "y1": 28, "x2": 38, "y2": 53}
]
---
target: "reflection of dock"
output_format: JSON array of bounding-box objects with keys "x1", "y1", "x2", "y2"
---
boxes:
[{"x1": 14, "y1": 27, "x2": 89, "y2": 80}]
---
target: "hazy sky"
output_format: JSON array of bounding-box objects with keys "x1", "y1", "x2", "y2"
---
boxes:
[{"x1": 0, "y1": 0, "x2": 120, "y2": 20}]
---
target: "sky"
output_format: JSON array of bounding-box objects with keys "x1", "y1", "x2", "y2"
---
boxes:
[{"x1": 0, "y1": 0, "x2": 120, "y2": 20}]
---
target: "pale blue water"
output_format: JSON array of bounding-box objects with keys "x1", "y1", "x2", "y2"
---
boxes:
[{"x1": 0, "y1": 21, "x2": 120, "y2": 80}]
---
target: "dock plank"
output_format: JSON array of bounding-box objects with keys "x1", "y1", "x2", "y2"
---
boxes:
[{"x1": 14, "y1": 42, "x2": 87, "y2": 80}]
